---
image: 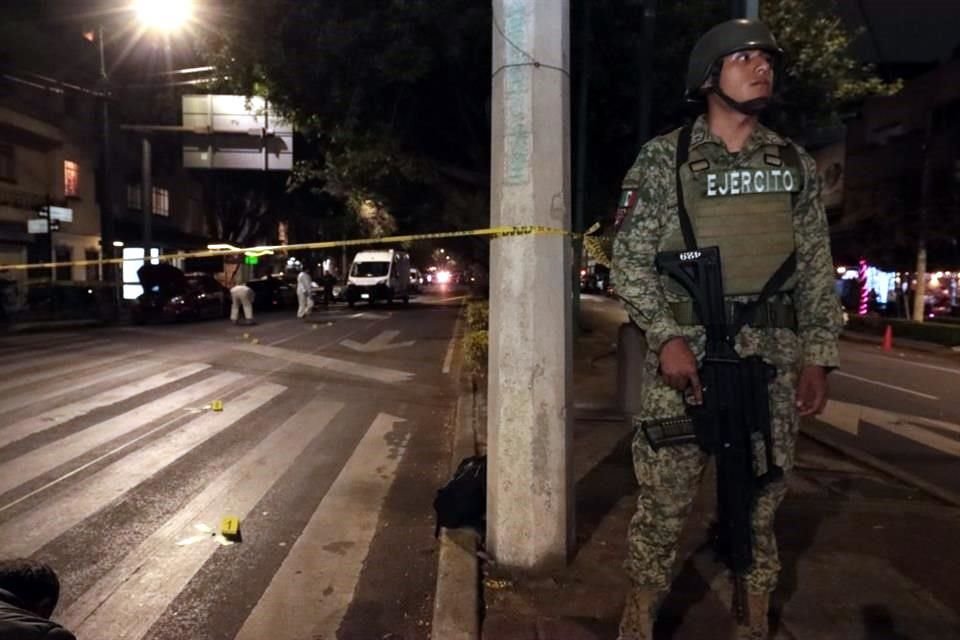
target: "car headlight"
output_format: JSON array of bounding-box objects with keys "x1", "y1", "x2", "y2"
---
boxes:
[{"x1": 170, "y1": 296, "x2": 185, "y2": 305}]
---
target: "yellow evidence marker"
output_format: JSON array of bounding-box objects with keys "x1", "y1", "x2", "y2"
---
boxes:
[
  {"x1": 220, "y1": 515, "x2": 241, "y2": 542},
  {"x1": 211, "y1": 400, "x2": 224, "y2": 412}
]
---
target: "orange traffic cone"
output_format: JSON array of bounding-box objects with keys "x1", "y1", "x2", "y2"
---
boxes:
[{"x1": 882, "y1": 324, "x2": 893, "y2": 352}]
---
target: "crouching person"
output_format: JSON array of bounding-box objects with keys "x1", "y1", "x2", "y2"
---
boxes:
[
  {"x1": 0, "y1": 558, "x2": 76, "y2": 639},
  {"x1": 230, "y1": 283, "x2": 256, "y2": 325}
]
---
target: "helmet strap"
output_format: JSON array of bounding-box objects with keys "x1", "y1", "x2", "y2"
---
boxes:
[{"x1": 712, "y1": 86, "x2": 769, "y2": 116}]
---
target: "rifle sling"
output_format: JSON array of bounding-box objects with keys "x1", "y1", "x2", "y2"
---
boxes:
[{"x1": 675, "y1": 124, "x2": 697, "y2": 251}]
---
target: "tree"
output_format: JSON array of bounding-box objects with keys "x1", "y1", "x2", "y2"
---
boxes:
[
  {"x1": 761, "y1": 0, "x2": 901, "y2": 137},
  {"x1": 200, "y1": 0, "x2": 492, "y2": 243}
]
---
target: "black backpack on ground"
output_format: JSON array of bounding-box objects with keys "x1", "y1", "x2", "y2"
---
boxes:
[{"x1": 433, "y1": 455, "x2": 486, "y2": 537}]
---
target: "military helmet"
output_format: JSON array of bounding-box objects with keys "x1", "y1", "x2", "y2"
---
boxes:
[{"x1": 685, "y1": 19, "x2": 783, "y2": 100}]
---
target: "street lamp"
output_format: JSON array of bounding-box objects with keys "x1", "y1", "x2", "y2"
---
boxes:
[{"x1": 134, "y1": 0, "x2": 194, "y2": 32}]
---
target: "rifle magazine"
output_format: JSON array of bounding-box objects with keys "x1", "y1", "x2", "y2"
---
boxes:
[{"x1": 640, "y1": 416, "x2": 698, "y2": 450}]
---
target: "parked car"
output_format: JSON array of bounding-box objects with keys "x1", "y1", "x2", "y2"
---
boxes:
[
  {"x1": 246, "y1": 276, "x2": 297, "y2": 311},
  {"x1": 131, "y1": 264, "x2": 229, "y2": 324}
]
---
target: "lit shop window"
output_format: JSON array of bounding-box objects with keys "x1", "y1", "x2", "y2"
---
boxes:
[
  {"x1": 64, "y1": 160, "x2": 80, "y2": 197},
  {"x1": 153, "y1": 187, "x2": 169, "y2": 216}
]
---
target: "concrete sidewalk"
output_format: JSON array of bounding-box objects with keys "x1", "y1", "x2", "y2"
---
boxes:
[{"x1": 438, "y1": 296, "x2": 960, "y2": 640}]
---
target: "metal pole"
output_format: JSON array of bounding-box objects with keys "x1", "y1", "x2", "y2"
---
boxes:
[
  {"x1": 142, "y1": 137, "x2": 152, "y2": 261},
  {"x1": 97, "y1": 25, "x2": 117, "y2": 298},
  {"x1": 731, "y1": 0, "x2": 759, "y2": 19},
  {"x1": 638, "y1": 0, "x2": 657, "y2": 146},
  {"x1": 572, "y1": 0, "x2": 592, "y2": 333}
]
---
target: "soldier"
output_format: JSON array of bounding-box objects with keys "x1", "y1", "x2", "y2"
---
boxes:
[{"x1": 612, "y1": 19, "x2": 841, "y2": 640}]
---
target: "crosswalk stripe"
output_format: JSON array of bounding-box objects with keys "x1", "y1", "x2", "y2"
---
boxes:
[
  {"x1": 235, "y1": 412, "x2": 409, "y2": 640},
  {"x1": 64, "y1": 392, "x2": 341, "y2": 639},
  {"x1": 0, "y1": 371, "x2": 243, "y2": 498},
  {"x1": 0, "y1": 362, "x2": 210, "y2": 450},
  {"x1": 0, "y1": 339, "x2": 110, "y2": 372},
  {"x1": 234, "y1": 342, "x2": 414, "y2": 384},
  {"x1": 0, "y1": 352, "x2": 155, "y2": 414},
  {"x1": 0, "y1": 379, "x2": 291, "y2": 557}
]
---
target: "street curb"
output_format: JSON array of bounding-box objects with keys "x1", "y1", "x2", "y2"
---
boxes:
[
  {"x1": 841, "y1": 329, "x2": 960, "y2": 355},
  {"x1": 431, "y1": 309, "x2": 481, "y2": 640},
  {"x1": 800, "y1": 425, "x2": 960, "y2": 508}
]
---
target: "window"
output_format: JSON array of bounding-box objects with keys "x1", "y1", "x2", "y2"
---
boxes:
[
  {"x1": 55, "y1": 245, "x2": 72, "y2": 281},
  {"x1": 127, "y1": 184, "x2": 142, "y2": 210},
  {"x1": 127, "y1": 184, "x2": 169, "y2": 216},
  {"x1": 152, "y1": 187, "x2": 169, "y2": 216},
  {"x1": 0, "y1": 145, "x2": 14, "y2": 182},
  {"x1": 64, "y1": 160, "x2": 79, "y2": 197},
  {"x1": 85, "y1": 248, "x2": 99, "y2": 282}
]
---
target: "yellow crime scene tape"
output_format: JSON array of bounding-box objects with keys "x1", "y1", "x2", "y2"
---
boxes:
[{"x1": 0, "y1": 224, "x2": 603, "y2": 273}]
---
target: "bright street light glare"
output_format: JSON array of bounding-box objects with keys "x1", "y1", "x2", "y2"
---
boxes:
[{"x1": 134, "y1": 0, "x2": 193, "y2": 31}]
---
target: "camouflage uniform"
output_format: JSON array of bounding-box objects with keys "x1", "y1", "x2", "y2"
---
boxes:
[{"x1": 612, "y1": 114, "x2": 841, "y2": 594}]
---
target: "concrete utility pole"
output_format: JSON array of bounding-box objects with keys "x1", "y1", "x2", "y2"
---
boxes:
[{"x1": 488, "y1": 0, "x2": 572, "y2": 570}]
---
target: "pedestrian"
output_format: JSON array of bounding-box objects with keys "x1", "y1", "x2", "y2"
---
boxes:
[
  {"x1": 0, "y1": 558, "x2": 76, "y2": 639},
  {"x1": 612, "y1": 19, "x2": 841, "y2": 640},
  {"x1": 296, "y1": 264, "x2": 314, "y2": 318},
  {"x1": 230, "y1": 283, "x2": 256, "y2": 325},
  {"x1": 321, "y1": 270, "x2": 337, "y2": 307}
]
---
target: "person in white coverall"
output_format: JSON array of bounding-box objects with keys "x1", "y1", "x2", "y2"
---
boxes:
[
  {"x1": 230, "y1": 284, "x2": 255, "y2": 324},
  {"x1": 296, "y1": 266, "x2": 314, "y2": 319}
]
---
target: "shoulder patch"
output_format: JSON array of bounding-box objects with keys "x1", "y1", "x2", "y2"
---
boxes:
[
  {"x1": 614, "y1": 189, "x2": 639, "y2": 230},
  {"x1": 764, "y1": 153, "x2": 783, "y2": 167}
]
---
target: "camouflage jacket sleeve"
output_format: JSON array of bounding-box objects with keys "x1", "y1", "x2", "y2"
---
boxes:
[
  {"x1": 612, "y1": 136, "x2": 684, "y2": 353},
  {"x1": 791, "y1": 145, "x2": 842, "y2": 368}
]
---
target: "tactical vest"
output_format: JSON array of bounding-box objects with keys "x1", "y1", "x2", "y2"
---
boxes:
[{"x1": 661, "y1": 126, "x2": 802, "y2": 298}]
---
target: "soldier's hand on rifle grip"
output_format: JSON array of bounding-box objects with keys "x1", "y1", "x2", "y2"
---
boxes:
[
  {"x1": 659, "y1": 337, "x2": 703, "y2": 404},
  {"x1": 796, "y1": 365, "x2": 828, "y2": 416}
]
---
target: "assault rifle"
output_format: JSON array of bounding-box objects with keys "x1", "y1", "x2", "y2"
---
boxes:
[{"x1": 643, "y1": 246, "x2": 783, "y2": 621}]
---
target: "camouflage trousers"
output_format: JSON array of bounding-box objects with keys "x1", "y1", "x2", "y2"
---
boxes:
[{"x1": 624, "y1": 359, "x2": 799, "y2": 595}]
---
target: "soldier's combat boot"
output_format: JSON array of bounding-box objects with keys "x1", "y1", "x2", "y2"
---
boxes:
[
  {"x1": 733, "y1": 591, "x2": 770, "y2": 640},
  {"x1": 617, "y1": 587, "x2": 659, "y2": 640}
]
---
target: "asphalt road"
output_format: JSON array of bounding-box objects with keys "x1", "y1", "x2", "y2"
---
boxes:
[
  {"x1": 812, "y1": 339, "x2": 960, "y2": 500},
  {"x1": 0, "y1": 287, "x2": 467, "y2": 640}
]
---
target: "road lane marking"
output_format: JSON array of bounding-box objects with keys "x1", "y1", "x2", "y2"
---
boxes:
[
  {"x1": 234, "y1": 342, "x2": 414, "y2": 384},
  {"x1": 0, "y1": 352, "x2": 154, "y2": 413},
  {"x1": 443, "y1": 306, "x2": 464, "y2": 374},
  {"x1": 0, "y1": 382, "x2": 290, "y2": 555},
  {"x1": 832, "y1": 371, "x2": 938, "y2": 400},
  {"x1": 64, "y1": 395, "x2": 343, "y2": 639},
  {"x1": 843, "y1": 350, "x2": 960, "y2": 376},
  {"x1": 0, "y1": 371, "x2": 243, "y2": 498},
  {"x1": 235, "y1": 412, "x2": 409, "y2": 640},
  {"x1": 341, "y1": 329, "x2": 415, "y2": 352},
  {"x1": 0, "y1": 362, "x2": 210, "y2": 450}
]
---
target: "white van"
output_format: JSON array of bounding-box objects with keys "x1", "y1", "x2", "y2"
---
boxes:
[{"x1": 346, "y1": 249, "x2": 411, "y2": 306}]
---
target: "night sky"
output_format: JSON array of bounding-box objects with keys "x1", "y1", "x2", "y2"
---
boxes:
[{"x1": 836, "y1": 0, "x2": 960, "y2": 64}]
